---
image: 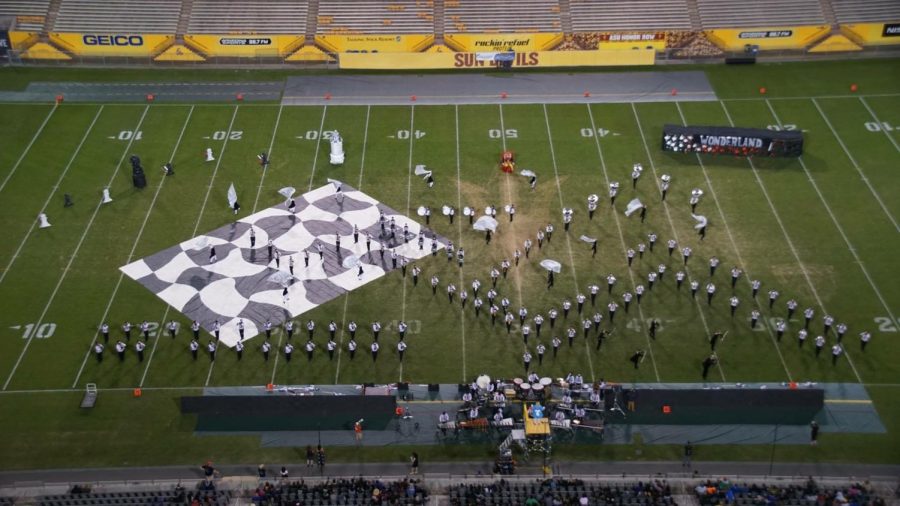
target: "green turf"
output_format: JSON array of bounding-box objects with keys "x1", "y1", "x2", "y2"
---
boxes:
[{"x1": 0, "y1": 58, "x2": 897, "y2": 470}]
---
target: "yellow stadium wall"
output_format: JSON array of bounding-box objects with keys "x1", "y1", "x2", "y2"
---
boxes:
[
  {"x1": 49, "y1": 33, "x2": 173, "y2": 56},
  {"x1": 315, "y1": 34, "x2": 433, "y2": 53},
  {"x1": 339, "y1": 49, "x2": 654, "y2": 70},
  {"x1": 841, "y1": 23, "x2": 900, "y2": 46},
  {"x1": 705, "y1": 26, "x2": 829, "y2": 51},
  {"x1": 444, "y1": 33, "x2": 563, "y2": 52},
  {"x1": 8, "y1": 31, "x2": 39, "y2": 50},
  {"x1": 184, "y1": 34, "x2": 303, "y2": 57}
]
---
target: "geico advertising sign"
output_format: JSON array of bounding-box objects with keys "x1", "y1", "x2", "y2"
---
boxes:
[{"x1": 51, "y1": 33, "x2": 173, "y2": 55}]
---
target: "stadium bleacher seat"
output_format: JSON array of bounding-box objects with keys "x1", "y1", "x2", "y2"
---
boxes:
[
  {"x1": 831, "y1": 0, "x2": 900, "y2": 24},
  {"x1": 316, "y1": 0, "x2": 433, "y2": 34},
  {"x1": 52, "y1": 0, "x2": 180, "y2": 33},
  {"x1": 444, "y1": 0, "x2": 562, "y2": 33},
  {"x1": 569, "y1": 0, "x2": 692, "y2": 31},
  {"x1": 188, "y1": 0, "x2": 307, "y2": 34},
  {"x1": 0, "y1": 0, "x2": 50, "y2": 31},
  {"x1": 696, "y1": 0, "x2": 826, "y2": 28}
]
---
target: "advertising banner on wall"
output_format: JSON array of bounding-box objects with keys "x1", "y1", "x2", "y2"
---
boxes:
[
  {"x1": 50, "y1": 33, "x2": 173, "y2": 56},
  {"x1": 339, "y1": 49, "x2": 654, "y2": 69},
  {"x1": 315, "y1": 34, "x2": 432, "y2": 53},
  {"x1": 705, "y1": 26, "x2": 829, "y2": 51},
  {"x1": 184, "y1": 34, "x2": 303, "y2": 57},
  {"x1": 444, "y1": 33, "x2": 563, "y2": 52},
  {"x1": 0, "y1": 30, "x2": 10, "y2": 56}
]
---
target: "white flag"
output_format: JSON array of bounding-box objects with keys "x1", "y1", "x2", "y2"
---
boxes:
[
  {"x1": 624, "y1": 198, "x2": 643, "y2": 217},
  {"x1": 519, "y1": 169, "x2": 536, "y2": 178},
  {"x1": 692, "y1": 214, "x2": 708, "y2": 230},
  {"x1": 278, "y1": 187, "x2": 296, "y2": 200},
  {"x1": 227, "y1": 183, "x2": 238, "y2": 209}
]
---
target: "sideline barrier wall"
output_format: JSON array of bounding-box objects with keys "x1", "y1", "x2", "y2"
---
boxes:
[
  {"x1": 339, "y1": 49, "x2": 654, "y2": 69},
  {"x1": 315, "y1": 34, "x2": 433, "y2": 53},
  {"x1": 49, "y1": 33, "x2": 173, "y2": 57},
  {"x1": 444, "y1": 32, "x2": 563, "y2": 52},
  {"x1": 841, "y1": 22, "x2": 900, "y2": 46},
  {"x1": 184, "y1": 34, "x2": 303, "y2": 58},
  {"x1": 705, "y1": 26, "x2": 829, "y2": 51}
]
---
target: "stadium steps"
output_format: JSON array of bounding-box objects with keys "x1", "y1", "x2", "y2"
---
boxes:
[
  {"x1": 305, "y1": 0, "x2": 320, "y2": 43},
  {"x1": 41, "y1": 0, "x2": 62, "y2": 37},
  {"x1": 175, "y1": 0, "x2": 194, "y2": 41},
  {"x1": 684, "y1": 0, "x2": 702, "y2": 31},
  {"x1": 557, "y1": 0, "x2": 573, "y2": 34},
  {"x1": 433, "y1": 0, "x2": 444, "y2": 42},
  {"x1": 818, "y1": 0, "x2": 838, "y2": 29}
]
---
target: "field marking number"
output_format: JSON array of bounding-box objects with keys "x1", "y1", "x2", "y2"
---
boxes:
[
  {"x1": 395, "y1": 130, "x2": 426, "y2": 140},
  {"x1": 489, "y1": 129, "x2": 518, "y2": 139},
  {"x1": 767, "y1": 124, "x2": 797, "y2": 131},
  {"x1": 212, "y1": 130, "x2": 242, "y2": 141},
  {"x1": 874, "y1": 317, "x2": 897, "y2": 332},
  {"x1": 580, "y1": 128, "x2": 610, "y2": 138},
  {"x1": 865, "y1": 122, "x2": 895, "y2": 132},
  {"x1": 117, "y1": 130, "x2": 142, "y2": 141},
  {"x1": 14, "y1": 323, "x2": 57, "y2": 339}
]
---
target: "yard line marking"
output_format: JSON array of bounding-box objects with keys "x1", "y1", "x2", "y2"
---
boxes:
[
  {"x1": 116, "y1": 106, "x2": 237, "y2": 389},
  {"x1": 673, "y1": 102, "x2": 791, "y2": 382},
  {"x1": 542, "y1": 105, "x2": 597, "y2": 382},
  {"x1": 454, "y1": 104, "x2": 468, "y2": 383},
  {"x1": 592, "y1": 104, "x2": 669, "y2": 381},
  {"x1": 858, "y1": 96, "x2": 900, "y2": 155},
  {"x1": 497, "y1": 104, "x2": 524, "y2": 306},
  {"x1": 0, "y1": 104, "x2": 57, "y2": 196},
  {"x1": 629, "y1": 103, "x2": 720, "y2": 381},
  {"x1": 811, "y1": 98, "x2": 898, "y2": 233},
  {"x1": 197, "y1": 106, "x2": 244, "y2": 387},
  {"x1": 250, "y1": 103, "x2": 285, "y2": 213},
  {"x1": 4, "y1": 105, "x2": 151, "y2": 391},
  {"x1": 334, "y1": 105, "x2": 371, "y2": 385},
  {"x1": 306, "y1": 106, "x2": 328, "y2": 192},
  {"x1": 0, "y1": 106, "x2": 103, "y2": 286},
  {"x1": 399, "y1": 105, "x2": 416, "y2": 383},
  {"x1": 271, "y1": 105, "x2": 327, "y2": 385},
  {"x1": 765, "y1": 99, "x2": 884, "y2": 384},
  {"x1": 70, "y1": 106, "x2": 195, "y2": 388}
]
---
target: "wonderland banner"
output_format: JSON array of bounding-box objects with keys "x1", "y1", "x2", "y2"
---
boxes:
[{"x1": 661, "y1": 124, "x2": 803, "y2": 158}]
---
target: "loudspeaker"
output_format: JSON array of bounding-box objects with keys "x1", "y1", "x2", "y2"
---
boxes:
[
  {"x1": 428, "y1": 384, "x2": 440, "y2": 392},
  {"x1": 725, "y1": 56, "x2": 756, "y2": 65},
  {"x1": 397, "y1": 382, "x2": 409, "y2": 390}
]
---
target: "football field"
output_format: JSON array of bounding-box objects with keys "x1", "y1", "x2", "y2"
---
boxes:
[{"x1": 0, "y1": 61, "x2": 898, "y2": 468}]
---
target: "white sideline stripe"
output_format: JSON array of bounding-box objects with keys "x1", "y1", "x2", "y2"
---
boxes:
[
  {"x1": 399, "y1": 105, "x2": 416, "y2": 383},
  {"x1": 199, "y1": 106, "x2": 244, "y2": 387},
  {"x1": 70, "y1": 106, "x2": 195, "y2": 388},
  {"x1": 454, "y1": 104, "x2": 468, "y2": 383},
  {"x1": 306, "y1": 106, "x2": 328, "y2": 192},
  {"x1": 811, "y1": 98, "x2": 899, "y2": 233},
  {"x1": 591, "y1": 104, "x2": 667, "y2": 381},
  {"x1": 334, "y1": 105, "x2": 371, "y2": 385},
  {"x1": 271, "y1": 105, "x2": 327, "y2": 385},
  {"x1": 0, "y1": 104, "x2": 58, "y2": 196},
  {"x1": 0, "y1": 106, "x2": 102, "y2": 286},
  {"x1": 858, "y1": 96, "x2": 900, "y2": 155},
  {"x1": 4, "y1": 105, "x2": 150, "y2": 391},
  {"x1": 673, "y1": 102, "x2": 791, "y2": 382},
  {"x1": 250, "y1": 104, "x2": 285, "y2": 214},
  {"x1": 765, "y1": 99, "x2": 885, "y2": 384},
  {"x1": 542, "y1": 105, "x2": 597, "y2": 383}
]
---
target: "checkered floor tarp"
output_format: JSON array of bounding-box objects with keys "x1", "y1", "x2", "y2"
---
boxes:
[{"x1": 120, "y1": 183, "x2": 448, "y2": 347}]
